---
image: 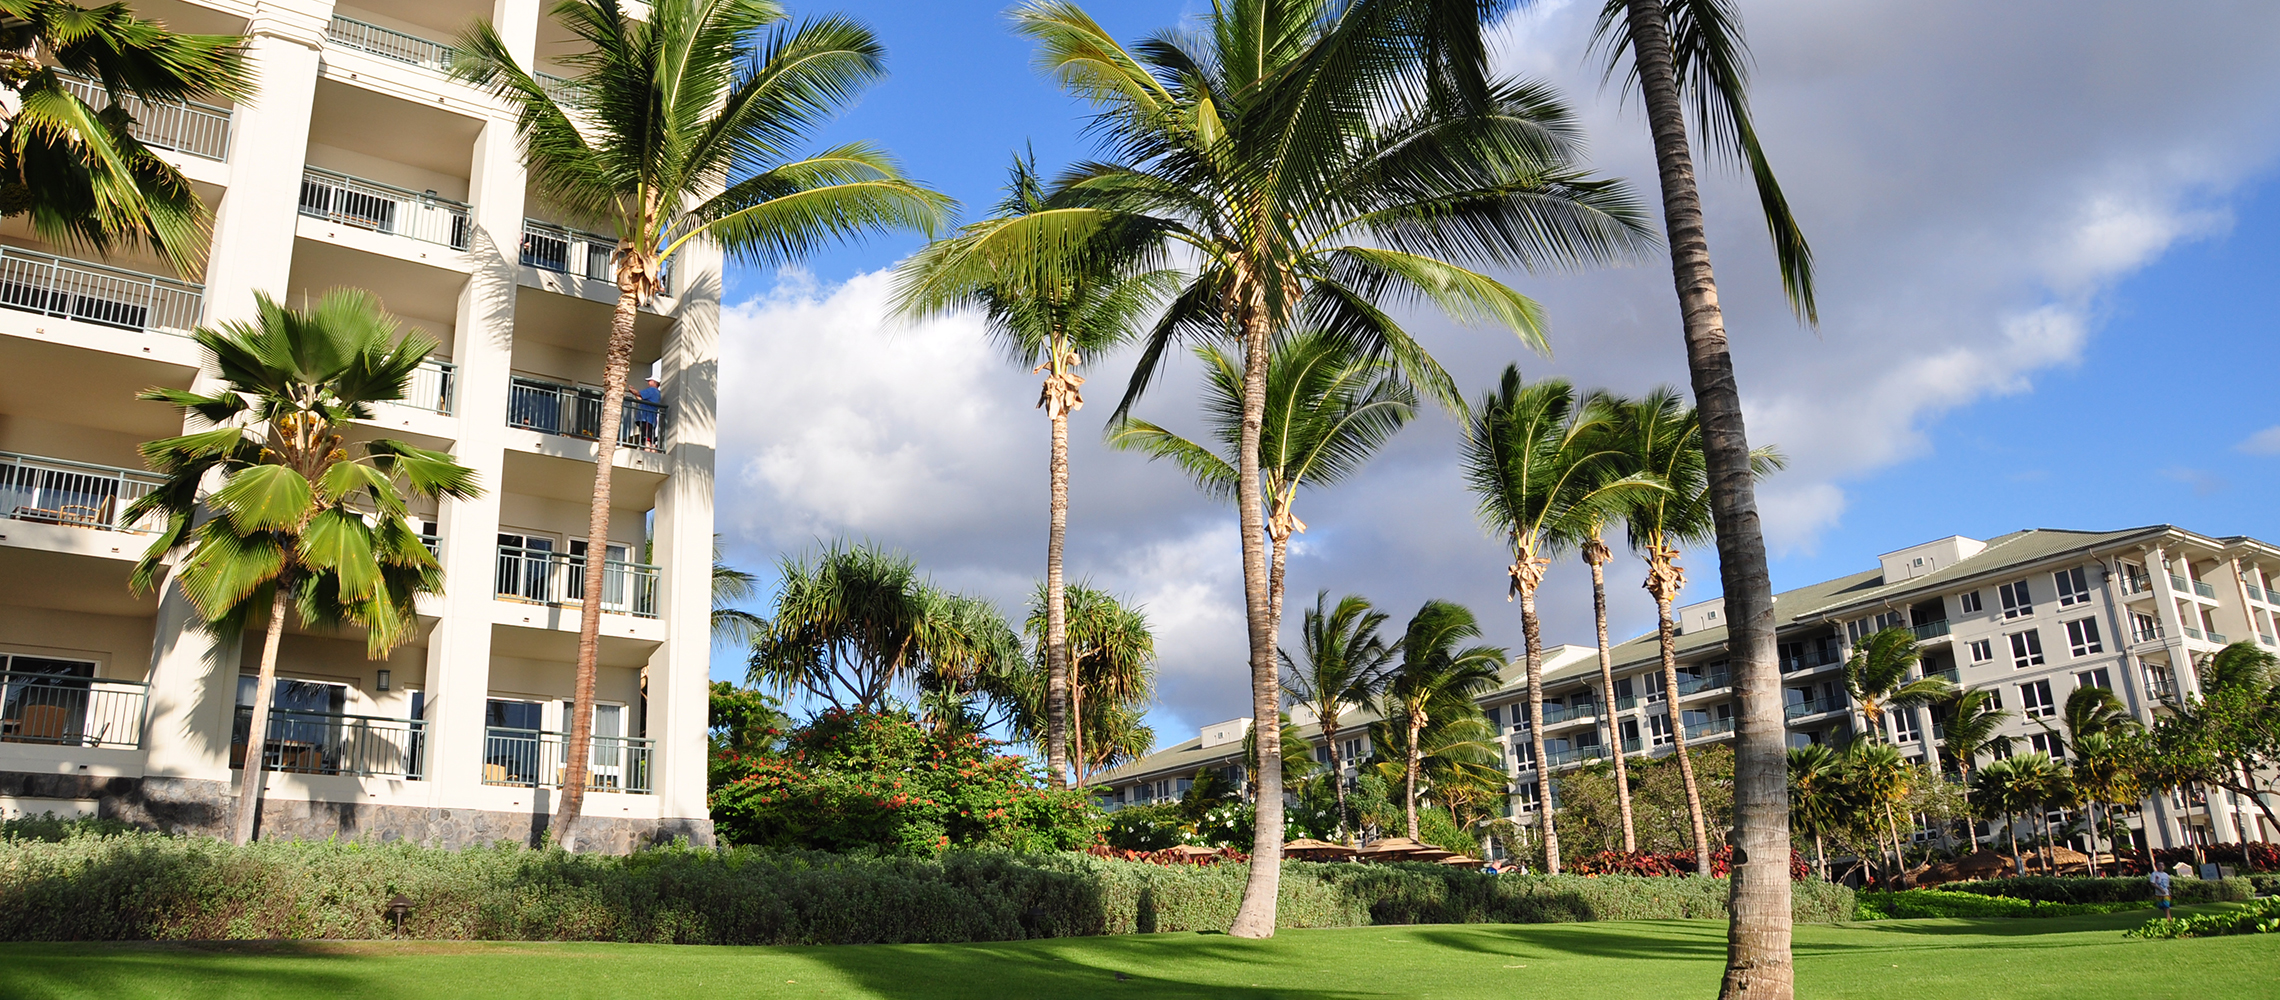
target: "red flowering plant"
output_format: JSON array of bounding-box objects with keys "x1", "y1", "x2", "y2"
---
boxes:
[
  {"x1": 708, "y1": 709, "x2": 1099, "y2": 854},
  {"x1": 1565, "y1": 846, "x2": 1814, "y2": 880}
]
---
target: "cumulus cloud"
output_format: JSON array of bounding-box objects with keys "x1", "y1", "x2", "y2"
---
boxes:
[{"x1": 2239, "y1": 427, "x2": 2280, "y2": 456}]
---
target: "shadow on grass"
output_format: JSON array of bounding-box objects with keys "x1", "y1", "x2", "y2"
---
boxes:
[
  {"x1": 795, "y1": 933, "x2": 1391, "y2": 1000},
  {"x1": 0, "y1": 942, "x2": 383, "y2": 1000},
  {"x1": 1406, "y1": 920, "x2": 1730, "y2": 962}
]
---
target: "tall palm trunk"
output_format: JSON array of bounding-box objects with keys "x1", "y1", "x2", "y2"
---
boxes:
[
  {"x1": 1515, "y1": 550, "x2": 1559, "y2": 873},
  {"x1": 1323, "y1": 714, "x2": 1349, "y2": 842},
  {"x1": 1228, "y1": 292, "x2": 1284, "y2": 939},
  {"x1": 1405, "y1": 708, "x2": 1425, "y2": 841},
  {"x1": 556, "y1": 272, "x2": 640, "y2": 849},
  {"x1": 231, "y1": 586, "x2": 293, "y2": 846},
  {"x1": 1043, "y1": 369, "x2": 1072, "y2": 788},
  {"x1": 2086, "y1": 801, "x2": 2101, "y2": 877},
  {"x1": 1648, "y1": 552, "x2": 1711, "y2": 874},
  {"x1": 2006, "y1": 811, "x2": 2023, "y2": 876},
  {"x1": 1068, "y1": 676, "x2": 1085, "y2": 786},
  {"x1": 1586, "y1": 538, "x2": 1637, "y2": 853},
  {"x1": 1620, "y1": 5, "x2": 1792, "y2": 994}
]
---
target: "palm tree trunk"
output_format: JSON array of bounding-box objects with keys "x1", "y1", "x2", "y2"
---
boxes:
[
  {"x1": 1814, "y1": 834, "x2": 1826, "y2": 882},
  {"x1": 1069, "y1": 678, "x2": 1085, "y2": 787},
  {"x1": 2006, "y1": 811, "x2": 2022, "y2": 876},
  {"x1": 1621, "y1": 3, "x2": 1792, "y2": 995},
  {"x1": 1227, "y1": 295, "x2": 1284, "y2": 939},
  {"x1": 1653, "y1": 586, "x2": 1712, "y2": 874},
  {"x1": 230, "y1": 586, "x2": 292, "y2": 846},
  {"x1": 1324, "y1": 716, "x2": 1349, "y2": 843},
  {"x1": 1268, "y1": 530, "x2": 1290, "y2": 646},
  {"x1": 555, "y1": 279, "x2": 638, "y2": 850},
  {"x1": 1588, "y1": 545, "x2": 1637, "y2": 853},
  {"x1": 2086, "y1": 801, "x2": 2101, "y2": 877},
  {"x1": 1043, "y1": 401, "x2": 1072, "y2": 788},
  {"x1": 1521, "y1": 582, "x2": 1560, "y2": 874},
  {"x1": 1406, "y1": 711, "x2": 1424, "y2": 842}
]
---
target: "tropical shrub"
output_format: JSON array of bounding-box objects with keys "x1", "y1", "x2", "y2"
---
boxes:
[
  {"x1": 1854, "y1": 889, "x2": 2149, "y2": 920},
  {"x1": 1567, "y1": 846, "x2": 1814, "y2": 880},
  {"x1": 1936, "y1": 875, "x2": 2251, "y2": 906},
  {"x1": 2125, "y1": 896, "x2": 2280, "y2": 939},
  {"x1": 707, "y1": 709, "x2": 1098, "y2": 854}
]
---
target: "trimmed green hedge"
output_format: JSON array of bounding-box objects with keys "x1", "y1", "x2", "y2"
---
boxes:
[
  {"x1": 1855, "y1": 889, "x2": 2150, "y2": 920},
  {"x1": 0, "y1": 829, "x2": 1852, "y2": 943},
  {"x1": 1936, "y1": 875, "x2": 2252, "y2": 906}
]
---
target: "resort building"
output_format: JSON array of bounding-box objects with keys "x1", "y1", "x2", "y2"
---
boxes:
[
  {"x1": 0, "y1": 0, "x2": 719, "y2": 848},
  {"x1": 1095, "y1": 526, "x2": 2280, "y2": 851}
]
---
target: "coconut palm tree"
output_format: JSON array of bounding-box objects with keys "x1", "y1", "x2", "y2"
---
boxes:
[
  {"x1": 2017, "y1": 753, "x2": 2074, "y2": 875},
  {"x1": 1021, "y1": 582, "x2": 1156, "y2": 784},
  {"x1": 712, "y1": 537, "x2": 764, "y2": 645},
  {"x1": 1970, "y1": 755, "x2": 2037, "y2": 875},
  {"x1": 1588, "y1": 1, "x2": 1819, "y2": 987},
  {"x1": 1785, "y1": 744, "x2": 1847, "y2": 880},
  {"x1": 897, "y1": 155, "x2": 1166, "y2": 787},
  {"x1": 1842, "y1": 627, "x2": 1954, "y2": 750},
  {"x1": 1379, "y1": 601, "x2": 1505, "y2": 841},
  {"x1": 453, "y1": 0, "x2": 950, "y2": 845},
  {"x1": 1936, "y1": 688, "x2": 2014, "y2": 779},
  {"x1": 1368, "y1": 710, "x2": 1505, "y2": 852},
  {"x1": 1281, "y1": 592, "x2": 1398, "y2": 842},
  {"x1": 1464, "y1": 369, "x2": 1659, "y2": 873},
  {"x1": 2068, "y1": 730, "x2": 2137, "y2": 877},
  {"x1": 1842, "y1": 741, "x2": 1909, "y2": 883},
  {"x1": 1110, "y1": 332, "x2": 1418, "y2": 633},
  {"x1": 998, "y1": 0, "x2": 1654, "y2": 935},
  {"x1": 128, "y1": 290, "x2": 482, "y2": 846},
  {"x1": 1573, "y1": 391, "x2": 1645, "y2": 853},
  {"x1": 1604, "y1": 387, "x2": 1781, "y2": 874},
  {"x1": 1, "y1": 0, "x2": 251, "y2": 270}
]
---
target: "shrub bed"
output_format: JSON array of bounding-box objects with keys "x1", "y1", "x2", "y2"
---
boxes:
[
  {"x1": 1935, "y1": 875, "x2": 2251, "y2": 906},
  {"x1": 0, "y1": 827, "x2": 1852, "y2": 943},
  {"x1": 2125, "y1": 896, "x2": 2280, "y2": 939},
  {"x1": 1853, "y1": 889, "x2": 2149, "y2": 920}
]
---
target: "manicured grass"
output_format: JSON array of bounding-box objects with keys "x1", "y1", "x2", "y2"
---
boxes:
[{"x1": 1, "y1": 907, "x2": 2271, "y2": 1000}]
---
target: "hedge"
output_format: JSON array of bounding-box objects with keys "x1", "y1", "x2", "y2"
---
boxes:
[
  {"x1": 1934, "y1": 875, "x2": 2252, "y2": 906},
  {"x1": 0, "y1": 828, "x2": 1852, "y2": 943},
  {"x1": 1854, "y1": 889, "x2": 2150, "y2": 920}
]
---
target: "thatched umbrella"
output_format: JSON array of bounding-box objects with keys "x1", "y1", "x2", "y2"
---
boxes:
[
  {"x1": 1284, "y1": 838, "x2": 1359, "y2": 861},
  {"x1": 1357, "y1": 837, "x2": 1426, "y2": 862}
]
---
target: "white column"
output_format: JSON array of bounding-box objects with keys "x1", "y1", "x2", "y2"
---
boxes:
[{"x1": 647, "y1": 240, "x2": 721, "y2": 839}]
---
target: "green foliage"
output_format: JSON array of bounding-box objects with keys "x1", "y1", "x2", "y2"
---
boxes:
[
  {"x1": 2125, "y1": 896, "x2": 2280, "y2": 939},
  {"x1": 1937, "y1": 876, "x2": 2251, "y2": 906},
  {"x1": 706, "y1": 682, "x2": 786, "y2": 792},
  {"x1": 1853, "y1": 889, "x2": 2146, "y2": 921},
  {"x1": 707, "y1": 710, "x2": 1098, "y2": 855},
  {"x1": 1561, "y1": 745, "x2": 1734, "y2": 858}
]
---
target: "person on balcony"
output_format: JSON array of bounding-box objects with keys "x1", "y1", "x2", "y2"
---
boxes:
[{"x1": 637, "y1": 375, "x2": 662, "y2": 447}]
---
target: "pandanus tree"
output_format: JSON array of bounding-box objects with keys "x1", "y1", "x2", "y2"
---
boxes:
[
  {"x1": 1605, "y1": 387, "x2": 1781, "y2": 874},
  {"x1": 1842, "y1": 627, "x2": 1954, "y2": 750},
  {"x1": 0, "y1": 0, "x2": 251, "y2": 271},
  {"x1": 128, "y1": 290, "x2": 482, "y2": 846},
  {"x1": 998, "y1": 0, "x2": 1652, "y2": 936},
  {"x1": 1587, "y1": 0, "x2": 1819, "y2": 989},
  {"x1": 1378, "y1": 601, "x2": 1504, "y2": 841},
  {"x1": 896, "y1": 155, "x2": 1166, "y2": 787},
  {"x1": 1462, "y1": 369, "x2": 1657, "y2": 873},
  {"x1": 1281, "y1": 591, "x2": 1397, "y2": 842},
  {"x1": 453, "y1": 0, "x2": 950, "y2": 845},
  {"x1": 1020, "y1": 581, "x2": 1156, "y2": 784}
]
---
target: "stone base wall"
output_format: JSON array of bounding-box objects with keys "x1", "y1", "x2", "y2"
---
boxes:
[{"x1": 0, "y1": 771, "x2": 714, "y2": 852}]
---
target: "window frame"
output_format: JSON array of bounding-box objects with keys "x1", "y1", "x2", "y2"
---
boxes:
[
  {"x1": 1999, "y1": 580, "x2": 2034, "y2": 619},
  {"x1": 2063, "y1": 617, "x2": 2103, "y2": 657},
  {"x1": 2008, "y1": 629, "x2": 2045, "y2": 669}
]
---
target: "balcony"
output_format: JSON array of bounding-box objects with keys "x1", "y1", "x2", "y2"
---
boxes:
[
  {"x1": 482, "y1": 727, "x2": 652, "y2": 794},
  {"x1": 1784, "y1": 697, "x2": 1840, "y2": 720},
  {"x1": 56, "y1": 72, "x2": 231, "y2": 161},
  {"x1": 300, "y1": 168, "x2": 471, "y2": 250},
  {"x1": 1675, "y1": 671, "x2": 1731, "y2": 696},
  {"x1": 0, "y1": 246, "x2": 202, "y2": 334},
  {"x1": 2193, "y1": 579, "x2": 2218, "y2": 599},
  {"x1": 506, "y1": 375, "x2": 667, "y2": 453},
  {"x1": 1, "y1": 671, "x2": 147, "y2": 749},
  {"x1": 1779, "y1": 646, "x2": 1841, "y2": 674},
  {"x1": 1927, "y1": 667, "x2": 1961, "y2": 684},
  {"x1": 327, "y1": 16, "x2": 455, "y2": 73},
  {"x1": 2182, "y1": 626, "x2": 2205, "y2": 641},
  {"x1": 1545, "y1": 744, "x2": 1608, "y2": 768},
  {"x1": 1910, "y1": 620, "x2": 1952, "y2": 641},
  {"x1": 521, "y1": 221, "x2": 616, "y2": 280},
  {"x1": 2246, "y1": 584, "x2": 2265, "y2": 603},
  {"x1": 1620, "y1": 736, "x2": 1642, "y2": 753},
  {"x1": 1541, "y1": 701, "x2": 1596, "y2": 725},
  {"x1": 1, "y1": 452, "x2": 164, "y2": 533},
  {"x1": 397, "y1": 357, "x2": 455, "y2": 415},
  {"x1": 2259, "y1": 633, "x2": 2276, "y2": 647},
  {"x1": 1683, "y1": 716, "x2": 1736, "y2": 740},
  {"x1": 230, "y1": 706, "x2": 425, "y2": 778},
  {"x1": 495, "y1": 544, "x2": 660, "y2": 619}
]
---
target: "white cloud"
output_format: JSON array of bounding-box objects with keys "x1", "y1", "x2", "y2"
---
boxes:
[{"x1": 2240, "y1": 427, "x2": 2280, "y2": 456}]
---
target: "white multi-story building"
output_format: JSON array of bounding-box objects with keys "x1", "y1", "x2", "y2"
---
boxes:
[
  {"x1": 1097, "y1": 526, "x2": 2280, "y2": 851},
  {"x1": 0, "y1": 0, "x2": 718, "y2": 849}
]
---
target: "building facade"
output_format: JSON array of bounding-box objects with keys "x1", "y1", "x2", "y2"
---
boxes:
[
  {"x1": 0, "y1": 0, "x2": 718, "y2": 849},
  {"x1": 1097, "y1": 526, "x2": 2280, "y2": 851}
]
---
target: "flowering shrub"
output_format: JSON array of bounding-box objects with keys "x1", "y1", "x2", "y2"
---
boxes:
[
  {"x1": 2125, "y1": 896, "x2": 2280, "y2": 939},
  {"x1": 2098, "y1": 842, "x2": 2280, "y2": 875},
  {"x1": 707, "y1": 709, "x2": 1098, "y2": 854},
  {"x1": 1565, "y1": 846, "x2": 1814, "y2": 881}
]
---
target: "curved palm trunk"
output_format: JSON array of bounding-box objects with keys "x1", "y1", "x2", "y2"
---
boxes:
[
  {"x1": 1649, "y1": 566, "x2": 1712, "y2": 874},
  {"x1": 1405, "y1": 708, "x2": 1425, "y2": 841},
  {"x1": 231, "y1": 586, "x2": 293, "y2": 846},
  {"x1": 1044, "y1": 393, "x2": 1072, "y2": 788},
  {"x1": 1228, "y1": 296, "x2": 1284, "y2": 939},
  {"x1": 555, "y1": 276, "x2": 639, "y2": 850},
  {"x1": 1621, "y1": 4, "x2": 1792, "y2": 993},
  {"x1": 1587, "y1": 543, "x2": 1637, "y2": 853},
  {"x1": 1518, "y1": 565, "x2": 1559, "y2": 874}
]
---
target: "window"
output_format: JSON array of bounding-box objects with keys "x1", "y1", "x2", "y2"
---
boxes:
[
  {"x1": 1614, "y1": 677, "x2": 1635, "y2": 702},
  {"x1": 1986, "y1": 689, "x2": 2004, "y2": 711},
  {"x1": 496, "y1": 532, "x2": 556, "y2": 601},
  {"x1": 2063, "y1": 617, "x2": 2103, "y2": 657},
  {"x1": 2131, "y1": 612, "x2": 2160, "y2": 642},
  {"x1": 1644, "y1": 672, "x2": 1667, "y2": 703},
  {"x1": 2029, "y1": 731, "x2": 2064, "y2": 760},
  {"x1": 1342, "y1": 738, "x2": 1364, "y2": 762},
  {"x1": 1485, "y1": 705, "x2": 1501, "y2": 728},
  {"x1": 1648, "y1": 713, "x2": 1674, "y2": 747},
  {"x1": 1959, "y1": 590, "x2": 1983, "y2": 614},
  {"x1": 1999, "y1": 580, "x2": 2033, "y2": 619},
  {"x1": 2019, "y1": 679, "x2": 2055, "y2": 718},
  {"x1": 1969, "y1": 638, "x2": 1995, "y2": 663},
  {"x1": 1888, "y1": 708, "x2": 1920, "y2": 743},
  {"x1": 1619, "y1": 719, "x2": 1640, "y2": 747},
  {"x1": 1511, "y1": 740, "x2": 1534, "y2": 766},
  {"x1": 2055, "y1": 566, "x2": 2090, "y2": 606},
  {"x1": 1315, "y1": 744, "x2": 1333, "y2": 764},
  {"x1": 2008, "y1": 630, "x2": 2045, "y2": 669},
  {"x1": 2075, "y1": 668, "x2": 2112, "y2": 690}
]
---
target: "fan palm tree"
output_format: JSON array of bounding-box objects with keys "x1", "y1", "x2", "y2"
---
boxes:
[
  {"x1": 1379, "y1": 601, "x2": 1505, "y2": 841},
  {"x1": 1785, "y1": 744, "x2": 1847, "y2": 880},
  {"x1": 128, "y1": 290, "x2": 482, "y2": 846},
  {"x1": 993, "y1": 0, "x2": 1654, "y2": 935},
  {"x1": 1111, "y1": 332, "x2": 1417, "y2": 633},
  {"x1": 897, "y1": 155, "x2": 1165, "y2": 786},
  {"x1": 1464, "y1": 369, "x2": 1659, "y2": 873},
  {"x1": 1, "y1": 0, "x2": 251, "y2": 270},
  {"x1": 1022, "y1": 582, "x2": 1156, "y2": 784},
  {"x1": 1588, "y1": 1, "x2": 1818, "y2": 988},
  {"x1": 1842, "y1": 627, "x2": 1954, "y2": 749},
  {"x1": 452, "y1": 0, "x2": 950, "y2": 845},
  {"x1": 1604, "y1": 387, "x2": 1781, "y2": 874},
  {"x1": 1281, "y1": 592, "x2": 1398, "y2": 842}
]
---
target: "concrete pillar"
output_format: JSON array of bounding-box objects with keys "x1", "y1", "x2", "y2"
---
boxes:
[{"x1": 647, "y1": 240, "x2": 721, "y2": 839}]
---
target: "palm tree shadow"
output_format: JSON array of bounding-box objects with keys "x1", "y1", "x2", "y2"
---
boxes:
[
  {"x1": 0, "y1": 943, "x2": 379, "y2": 1000},
  {"x1": 797, "y1": 935, "x2": 1386, "y2": 1000},
  {"x1": 1417, "y1": 920, "x2": 1730, "y2": 962}
]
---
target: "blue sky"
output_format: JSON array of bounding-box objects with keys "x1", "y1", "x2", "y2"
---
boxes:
[{"x1": 704, "y1": 0, "x2": 2280, "y2": 738}]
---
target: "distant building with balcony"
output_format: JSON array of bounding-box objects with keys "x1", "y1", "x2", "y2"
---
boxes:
[
  {"x1": 0, "y1": 0, "x2": 718, "y2": 851},
  {"x1": 1094, "y1": 526, "x2": 2280, "y2": 852}
]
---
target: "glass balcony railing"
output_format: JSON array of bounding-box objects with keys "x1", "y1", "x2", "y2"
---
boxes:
[
  {"x1": 2193, "y1": 579, "x2": 2217, "y2": 599},
  {"x1": 1544, "y1": 744, "x2": 1608, "y2": 768},
  {"x1": 327, "y1": 16, "x2": 456, "y2": 73},
  {"x1": 1910, "y1": 620, "x2": 1952, "y2": 641},
  {"x1": 0, "y1": 246, "x2": 202, "y2": 334},
  {"x1": 494, "y1": 544, "x2": 661, "y2": 618},
  {"x1": 1780, "y1": 646, "x2": 1841, "y2": 673},
  {"x1": 482, "y1": 727, "x2": 652, "y2": 794},
  {"x1": 300, "y1": 167, "x2": 471, "y2": 249},
  {"x1": 1, "y1": 451, "x2": 165, "y2": 533},
  {"x1": 55, "y1": 71, "x2": 231, "y2": 160},
  {"x1": 1784, "y1": 698, "x2": 1841, "y2": 719},
  {"x1": 1675, "y1": 672, "x2": 1731, "y2": 696},
  {"x1": 231, "y1": 705, "x2": 425, "y2": 778},
  {"x1": 1683, "y1": 716, "x2": 1737, "y2": 740},
  {"x1": 1620, "y1": 736, "x2": 1642, "y2": 753},
  {"x1": 1, "y1": 670, "x2": 147, "y2": 749},
  {"x1": 1541, "y1": 701, "x2": 1596, "y2": 725}
]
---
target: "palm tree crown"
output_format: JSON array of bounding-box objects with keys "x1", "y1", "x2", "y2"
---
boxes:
[
  {"x1": 1281, "y1": 591, "x2": 1398, "y2": 840},
  {"x1": 1379, "y1": 600, "x2": 1504, "y2": 843},
  {"x1": 1842, "y1": 627, "x2": 1954, "y2": 744}
]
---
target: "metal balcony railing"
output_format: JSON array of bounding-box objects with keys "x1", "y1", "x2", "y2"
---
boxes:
[
  {"x1": 54, "y1": 71, "x2": 231, "y2": 160},
  {"x1": 1, "y1": 451, "x2": 165, "y2": 533},
  {"x1": 481, "y1": 727, "x2": 652, "y2": 794},
  {"x1": 494, "y1": 544, "x2": 661, "y2": 618},
  {"x1": 301, "y1": 168, "x2": 471, "y2": 250},
  {"x1": 1, "y1": 671, "x2": 147, "y2": 749},
  {"x1": 1911, "y1": 620, "x2": 1952, "y2": 641},
  {"x1": 535, "y1": 71, "x2": 577, "y2": 104},
  {"x1": 395, "y1": 357, "x2": 456, "y2": 415},
  {"x1": 520, "y1": 220, "x2": 616, "y2": 280},
  {"x1": 327, "y1": 16, "x2": 456, "y2": 72},
  {"x1": 505, "y1": 375, "x2": 667, "y2": 452},
  {"x1": 230, "y1": 705, "x2": 426, "y2": 778},
  {"x1": 0, "y1": 246, "x2": 203, "y2": 334},
  {"x1": 1683, "y1": 716, "x2": 1736, "y2": 740}
]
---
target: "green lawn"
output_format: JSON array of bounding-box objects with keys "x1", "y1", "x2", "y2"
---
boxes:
[{"x1": 1, "y1": 908, "x2": 2271, "y2": 1000}]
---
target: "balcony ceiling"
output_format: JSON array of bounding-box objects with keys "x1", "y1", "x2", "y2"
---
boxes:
[
  {"x1": 491, "y1": 619, "x2": 659, "y2": 668},
  {"x1": 289, "y1": 237, "x2": 468, "y2": 331},
  {"x1": 308, "y1": 78, "x2": 483, "y2": 182},
  {"x1": 130, "y1": 0, "x2": 248, "y2": 39},
  {"x1": 500, "y1": 446, "x2": 664, "y2": 508},
  {"x1": 338, "y1": 0, "x2": 493, "y2": 37},
  {"x1": 512, "y1": 284, "x2": 670, "y2": 357},
  {"x1": 0, "y1": 338, "x2": 191, "y2": 439},
  {"x1": 0, "y1": 545, "x2": 157, "y2": 618}
]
